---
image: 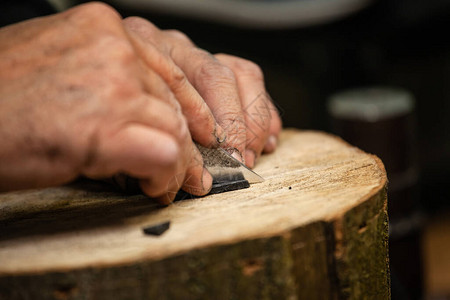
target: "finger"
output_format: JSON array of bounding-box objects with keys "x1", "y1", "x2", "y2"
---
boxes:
[
  {"x1": 128, "y1": 22, "x2": 245, "y2": 160},
  {"x1": 181, "y1": 143, "x2": 213, "y2": 196},
  {"x1": 133, "y1": 93, "x2": 212, "y2": 203},
  {"x1": 263, "y1": 99, "x2": 282, "y2": 154},
  {"x1": 127, "y1": 93, "x2": 212, "y2": 203},
  {"x1": 215, "y1": 54, "x2": 282, "y2": 167},
  {"x1": 142, "y1": 172, "x2": 185, "y2": 205},
  {"x1": 150, "y1": 143, "x2": 213, "y2": 204},
  {"x1": 82, "y1": 91, "x2": 199, "y2": 204},
  {"x1": 160, "y1": 32, "x2": 247, "y2": 161},
  {"x1": 123, "y1": 17, "x2": 226, "y2": 148},
  {"x1": 124, "y1": 94, "x2": 190, "y2": 143},
  {"x1": 82, "y1": 125, "x2": 181, "y2": 199}
]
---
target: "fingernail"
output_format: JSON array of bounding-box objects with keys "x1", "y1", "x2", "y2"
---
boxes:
[
  {"x1": 264, "y1": 135, "x2": 277, "y2": 153},
  {"x1": 245, "y1": 150, "x2": 256, "y2": 168},
  {"x1": 231, "y1": 150, "x2": 244, "y2": 163},
  {"x1": 202, "y1": 167, "x2": 213, "y2": 193},
  {"x1": 215, "y1": 125, "x2": 227, "y2": 144}
]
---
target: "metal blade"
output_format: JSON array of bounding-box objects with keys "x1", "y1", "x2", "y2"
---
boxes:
[{"x1": 197, "y1": 144, "x2": 264, "y2": 184}]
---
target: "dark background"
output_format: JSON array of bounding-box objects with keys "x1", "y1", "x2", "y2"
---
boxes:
[{"x1": 1, "y1": 0, "x2": 450, "y2": 299}]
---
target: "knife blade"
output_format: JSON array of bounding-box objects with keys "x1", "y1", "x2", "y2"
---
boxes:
[
  {"x1": 174, "y1": 144, "x2": 264, "y2": 197},
  {"x1": 196, "y1": 144, "x2": 264, "y2": 185}
]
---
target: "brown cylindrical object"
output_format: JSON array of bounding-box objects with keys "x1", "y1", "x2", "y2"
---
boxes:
[{"x1": 328, "y1": 86, "x2": 423, "y2": 299}]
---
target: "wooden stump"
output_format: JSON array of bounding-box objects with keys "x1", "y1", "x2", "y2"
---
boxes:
[{"x1": 0, "y1": 129, "x2": 390, "y2": 300}]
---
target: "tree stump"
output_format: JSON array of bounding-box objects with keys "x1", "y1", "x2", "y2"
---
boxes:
[{"x1": 0, "y1": 129, "x2": 390, "y2": 300}]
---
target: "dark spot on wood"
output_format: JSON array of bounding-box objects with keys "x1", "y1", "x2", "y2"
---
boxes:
[
  {"x1": 289, "y1": 186, "x2": 292, "y2": 190},
  {"x1": 143, "y1": 221, "x2": 170, "y2": 236},
  {"x1": 241, "y1": 258, "x2": 263, "y2": 276},
  {"x1": 53, "y1": 284, "x2": 78, "y2": 299},
  {"x1": 358, "y1": 221, "x2": 368, "y2": 233}
]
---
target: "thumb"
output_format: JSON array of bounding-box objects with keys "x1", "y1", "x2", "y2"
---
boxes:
[{"x1": 82, "y1": 124, "x2": 182, "y2": 198}]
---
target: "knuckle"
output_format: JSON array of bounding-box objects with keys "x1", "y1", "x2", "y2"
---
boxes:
[
  {"x1": 167, "y1": 63, "x2": 188, "y2": 89},
  {"x1": 217, "y1": 64, "x2": 236, "y2": 80},
  {"x1": 196, "y1": 60, "x2": 236, "y2": 86},
  {"x1": 123, "y1": 16, "x2": 147, "y2": 26},
  {"x1": 109, "y1": 38, "x2": 136, "y2": 63},
  {"x1": 222, "y1": 115, "x2": 246, "y2": 137},
  {"x1": 163, "y1": 90, "x2": 183, "y2": 113},
  {"x1": 190, "y1": 99, "x2": 210, "y2": 123},
  {"x1": 165, "y1": 29, "x2": 192, "y2": 44},
  {"x1": 234, "y1": 59, "x2": 264, "y2": 80},
  {"x1": 100, "y1": 47, "x2": 139, "y2": 98},
  {"x1": 68, "y1": 2, "x2": 121, "y2": 24},
  {"x1": 175, "y1": 115, "x2": 190, "y2": 142},
  {"x1": 123, "y1": 16, "x2": 157, "y2": 32}
]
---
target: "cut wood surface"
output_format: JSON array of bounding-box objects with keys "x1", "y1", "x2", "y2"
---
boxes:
[{"x1": 0, "y1": 129, "x2": 390, "y2": 299}]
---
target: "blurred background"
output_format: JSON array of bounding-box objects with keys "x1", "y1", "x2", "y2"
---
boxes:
[{"x1": 1, "y1": 0, "x2": 449, "y2": 299}]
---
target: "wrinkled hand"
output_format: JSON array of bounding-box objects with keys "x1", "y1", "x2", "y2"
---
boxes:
[
  {"x1": 0, "y1": 2, "x2": 282, "y2": 204},
  {"x1": 0, "y1": 3, "x2": 219, "y2": 203},
  {"x1": 123, "y1": 17, "x2": 282, "y2": 167}
]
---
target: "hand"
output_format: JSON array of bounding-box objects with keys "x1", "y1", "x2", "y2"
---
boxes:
[
  {"x1": 123, "y1": 18, "x2": 282, "y2": 167},
  {"x1": 0, "y1": 3, "x2": 218, "y2": 204}
]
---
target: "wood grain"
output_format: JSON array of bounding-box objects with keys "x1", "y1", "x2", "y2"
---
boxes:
[{"x1": 0, "y1": 129, "x2": 390, "y2": 299}]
